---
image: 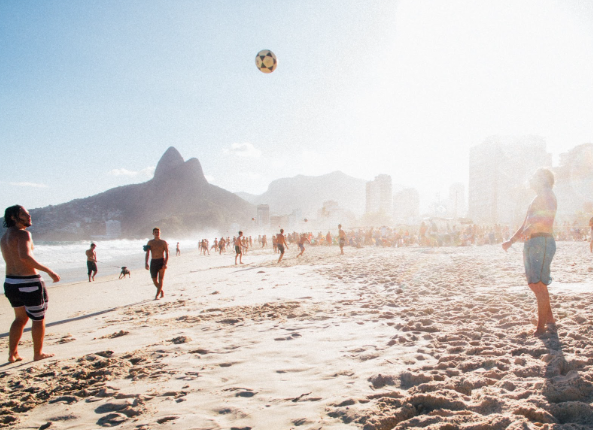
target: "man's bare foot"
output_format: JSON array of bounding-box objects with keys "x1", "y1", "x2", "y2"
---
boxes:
[
  {"x1": 34, "y1": 352, "x2": 55, "y2": 361},
  {"x1": 160, "y1": 292, "x2": 164, "y2": 298},
  {"x1": 533, "y1": 328, "x2": 546, "y2": 337},
  {"x1": 8, "y1": 354, "x2": 23, "y2": 363}
]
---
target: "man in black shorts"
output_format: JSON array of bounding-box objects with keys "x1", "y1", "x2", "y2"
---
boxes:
[
  {"x1": 277, "y1": 229, "x2": 289, "y2": 263},
  {"x1": 1, "y1": 205, "x2": 60, "y2": 362},
  {"x1": 235, "y1": 231, "x2": 244, "y2": 265},
  {"x1": 85, "y1": 243, "x2": 97, "y2": 282},
  {"x1": 144, "y1": 227, "x2": 169, "y2": 300}
]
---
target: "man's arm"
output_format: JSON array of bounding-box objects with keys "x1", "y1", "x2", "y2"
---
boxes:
[
  {"x1": 502, "y1": 206, "x2": 530, "y2": 252},
  {"x1": 164, "y1": 242, "x2": 169, "y2": 268},
  {"x1": 17, "y1": 231, "x2": 60, "y2": 282},
  {"x1": 145, "y1": 241, "x2": 151, "y2": 270}
]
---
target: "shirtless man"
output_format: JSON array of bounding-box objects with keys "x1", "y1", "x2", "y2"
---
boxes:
[
  {"x1": 276, "y1": 229, "x2": 289, "y2": 263},
  {"x1": 235, "y1": 231, "x2": 244, "y2": 265},
  {"x1": 218, "y1": 237, "x2": 225, "y2": 255},
  {"x1": 503, "y1": 168, "x2": 557, "y2": 337},
  {"x1": 297, "y1": 233, "x2": 311, "y2": 257},
  {"x1": 1, "y1": 205, "x2": 60, "y2": 362},
  {"x1": 145, "y1": 227, "x2": 169, "y2": 300},
  {"x1": 176, "y1": 242, "x2": 180, "y2": 256},
  {"x1": 338, "y1": 224, "x2": 346, "y2": 255},
  {"x1": 85, "y1": 243, "x2": 97, "y2": 282},
  {"x1": 262, "y1": 234, "x2": 267, "y2": 248}
]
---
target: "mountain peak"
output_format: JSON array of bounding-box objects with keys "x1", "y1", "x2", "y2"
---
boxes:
[{"x1": 154, "y1": 147, "x2": 184, "y2": 179}]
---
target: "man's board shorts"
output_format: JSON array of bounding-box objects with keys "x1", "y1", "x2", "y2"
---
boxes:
[
  {"x1": 278, "y1": 244, "x2": 285, "y2": 253},
  {"x1": 150, "y1": 258, "x2": 165, "y2": 278},
  {"x1": 298, "y1": 243, "x2": 305, "y2": 251},
  {"x1": 523, "y1": 233, "x2": 556, "y2": 285},
  {"x1": 235, "y1": 245, "x2": 241, "y2": 254},
  {"x1": 87, "y1": 261, "x2": 98, "y2": 275},
  {"x1": 339, "y1": 238, "x2": 346, "y2": 246},
  {"x1": 4, "y1": 275, "x2": 48, "y2": 321}
]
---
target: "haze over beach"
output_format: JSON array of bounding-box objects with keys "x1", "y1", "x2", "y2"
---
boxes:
[{"x1": 3, "y1": 1, "x2": 593, "y2": 429}]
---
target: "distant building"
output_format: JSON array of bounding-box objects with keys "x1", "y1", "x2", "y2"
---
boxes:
[
  {"x1": 366, "y1": 174, "x2": 393, "y2": 215},
  {"x1": 448, "y1": 183, "x2": 466, "y2": 218},
  {"x1": 393, "y1": 188, "x2": 420, "y2": 224},
  {"x1": 257, "y1": 204, "x2": 270, "y2": 227},
  {"x1": 554, "y1": 143, "x2": 593, "y2": 220},
  {"x1": 468, "y1": 136, "x2": 552, "y2": 224}
]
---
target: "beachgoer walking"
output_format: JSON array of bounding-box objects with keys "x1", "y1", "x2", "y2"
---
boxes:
[
  {"x1": 338, "y1": 224, "x2": 346, "y2": 255},
  {"x1": 86, "y1": 243, "x2": 97, "y2": 282},
  {"x1": 502, "y1": 168, "x2": 557, "y2": 337},
  {"x1": 235, "y1": 232, "x2": 244, "y2": 265},
  {"x1": 277, "y1": 229, "x2": 289, "y2": 263},
  {"x1": 176, "y1": 242, "x2": 180, "y2": 256},
  {"x1": 1, "y1": 205, "x2": 60, "y2": 362},
  {"x1": 145, "y1": 227, "x2": 169, "y2": 300},
  {"x1": 297, "y1": 233, "x2": 310, "y2": 257}
]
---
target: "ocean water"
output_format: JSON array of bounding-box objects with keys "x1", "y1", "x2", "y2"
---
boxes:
[{"x1": 0, "y1": 238, "x2": 200, "y2": 286}]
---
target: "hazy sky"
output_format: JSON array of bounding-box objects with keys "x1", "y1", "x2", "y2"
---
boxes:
[{"x1": 2, "y1": 0, "x2": 593, "y2": 213}]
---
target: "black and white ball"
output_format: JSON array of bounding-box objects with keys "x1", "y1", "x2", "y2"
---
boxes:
[{"x1": 255, "y1": 49, "x2": 277, "y2": 74}]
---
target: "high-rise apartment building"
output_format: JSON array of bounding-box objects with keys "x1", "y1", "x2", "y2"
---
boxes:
[
  {"x1": 256, "y1": 204, "x2": 270, "y2": 227},
  {"x1": 554, "y1": 143, "x2": 593, "y2": 219},
  {"x1": 468, "y1": 136, "x2": 552, "y2": 224},
  {"x1": 366, "y1": 174, "x2": 393, "y2": 215}
]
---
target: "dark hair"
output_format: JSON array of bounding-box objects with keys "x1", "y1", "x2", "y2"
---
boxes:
[
  {"x1": 238, "y1": 231, "x2": 243, "y2": 235},
  {"x1": 153, "y1": 227, "x2": 160, "y2": 232},
  {"x1": 280, "y1": 229, "x2": 284, "y2": 233},
  {"x1": 3, "y1": 205, "x2": 24, "y2": 228}
]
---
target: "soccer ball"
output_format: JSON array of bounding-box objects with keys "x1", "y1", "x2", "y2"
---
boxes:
[{"x1": 255, "y1": 50, "x2": 277, "y2": 73}]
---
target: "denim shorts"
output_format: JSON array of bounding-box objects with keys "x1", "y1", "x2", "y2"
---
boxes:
[{"x1": 523, "y1": 235, "x2": 556, "y2": 285}]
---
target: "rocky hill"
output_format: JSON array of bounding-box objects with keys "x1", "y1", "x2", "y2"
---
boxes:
[
  {"x1": 12, "y1": 147, "x2": 255, "y2": 240},
  {"x1": 237, "y1": 171, "x2": 366, "y2": 217}
]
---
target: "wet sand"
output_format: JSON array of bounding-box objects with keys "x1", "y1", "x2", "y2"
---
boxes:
[{"x1": 1, "y1": 242, "x2": 593, "y2": 429}]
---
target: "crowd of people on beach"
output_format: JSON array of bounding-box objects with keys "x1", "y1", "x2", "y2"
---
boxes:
[{"x1": 2, "y1": 167, "x2": 592, "y2": 363}]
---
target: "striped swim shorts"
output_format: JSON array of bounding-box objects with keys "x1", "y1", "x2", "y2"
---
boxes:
[{"x1": 4, "y1": 274, "x2": 48, "y2": 321}]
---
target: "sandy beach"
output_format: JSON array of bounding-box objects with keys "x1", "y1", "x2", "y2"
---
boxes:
[{"x1": 2, "y1": 242, "x2": 593, "y2": 429}]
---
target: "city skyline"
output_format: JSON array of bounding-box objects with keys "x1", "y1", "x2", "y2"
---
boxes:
[{"x1": 2, "y1": 1, "x2": 593, "y2": 213}]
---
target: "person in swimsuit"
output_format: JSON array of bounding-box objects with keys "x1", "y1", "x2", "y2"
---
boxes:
[
  {"x1": 297, "y1": 233, "x2": 310, "y2": 257},
  {"x1": 1, "y1": 205, "x2": 60, "y2": 362},
  {"x1": 219, "y1": 237, "x2": 225, "y2": 254},
  {"x1": 276, "y1": 229, "x2": 289, "y2": 263},
  {"x1": 85, "y1": 242, "x2": 98, "y2": 282},
  {"x1": 145, "y1": 227, "x2": 169, "y2": 300},
  {"x1": 176, "y1": 242, "x2": 180, "y2": 256},
  {"x1": 338, "y1": 224, "x2": 346, "y2": 255},
  {"x1": 503, "y1": 168, "x2": 557, "y2": 337},
  {"x1": 235, "y1": 231, "x2": 244, "y2": 265}
]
